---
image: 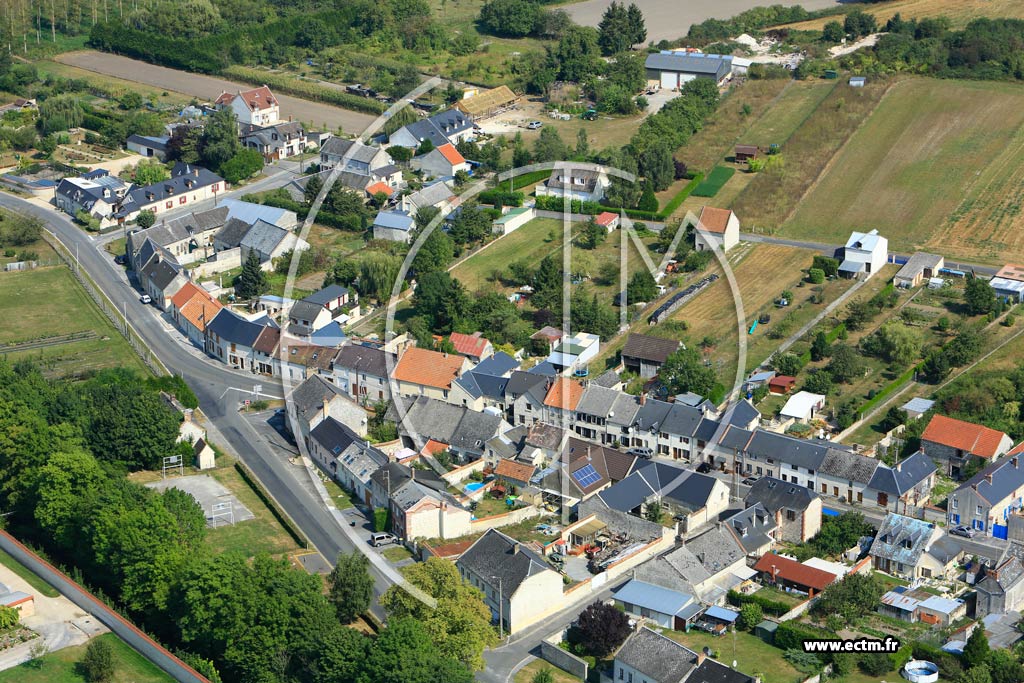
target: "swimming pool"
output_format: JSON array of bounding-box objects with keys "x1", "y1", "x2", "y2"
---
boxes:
[{"x1": 464, "y1": 482, "x2": 484, "y2": 493}]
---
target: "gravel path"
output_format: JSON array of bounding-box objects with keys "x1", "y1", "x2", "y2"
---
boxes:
[
  {"x1": 57, "y1": 51, "x2": 375, "y2": 134},
  {"x1": 564, "y1": 0, "x2": 841, "y2": 43}
]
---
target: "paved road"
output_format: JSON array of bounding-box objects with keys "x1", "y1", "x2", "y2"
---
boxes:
[
  {"x1": 0, "y1": 192, "x2": 400, "y2": 613},
  {"x1": 57, "y1": 51, "x2": 375, "y2": 134},
  {"x1": 564, "y1": 0, "x2": 839, "y2": 43},
  {"x1": 0, "y1": 531, "x2": 209, "y2": 683}
]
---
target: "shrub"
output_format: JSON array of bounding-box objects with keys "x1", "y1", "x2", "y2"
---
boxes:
[
  {"x1": 808, "y1": 267, "x2": 825, "y2": 284},
  {"x1": 727, "y1": 589, "x2": 789, "y2": 617},
  {"x1": 858, "y1": 653, "x2": 892, "y2": 676},
  {"x1": 373, "y1": 507, "x2": 388, "y2": 532}
]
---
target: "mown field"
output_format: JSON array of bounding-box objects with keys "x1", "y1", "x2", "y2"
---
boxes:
[
  {"x1": 778, "y1": 0, "x2": 1024, "y2": 31},
  {"x1": 783, "y1": 79, "x2": 1024, "y2": 262},
  {"x1": 0, "y1": 266, "x2": 148, "y2": 377}
]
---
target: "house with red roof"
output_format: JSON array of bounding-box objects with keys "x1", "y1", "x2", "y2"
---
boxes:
[
  {"x1": 392, "y1": 347, "x2": 471, "y2": 400},
  {"x1": 753, "y1": 552, "x2": 838, "y2": 596},
  {"x1": 694, "y1": 206, "x2": 739, "y2": 253},
  {"x1": 449, "y1": 331, "x2": 493, "y2": 363},
  {"x1": 594, "y1": 211, "x2": 620, "y2": 232},
  {"x1": 215, "y1": 85, "x2": 280, "y2": 127},
  {"x1": 170, "y1": 281, "x2": 223, "y2": 348},
  {"x1": 411, "y1": 142, "x2": 470, "y2": 178},
  {"x1": 921, "y1": 414, "x2": 1013, "y2": 478}
]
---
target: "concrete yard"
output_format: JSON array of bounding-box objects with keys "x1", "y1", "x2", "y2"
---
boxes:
[{"x1": 146, "y1": 474, "x2": 255, "y2": 527}]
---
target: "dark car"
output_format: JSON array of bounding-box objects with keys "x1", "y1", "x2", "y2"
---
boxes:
[
  {"x1": 114, "y1": 254, "x2": 127, "y2": 265},
  {"x1": 696, "y1": 462, "x2": 712, "y2": 473},
  {"x1": 741, "y1": 476, "x2": 759, "y2": 486}
]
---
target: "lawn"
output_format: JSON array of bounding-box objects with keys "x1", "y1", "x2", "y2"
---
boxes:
[
  {"x1": 784, "y1": 79, "x2": 1024, "y2": 262},
  {"x1": 777, "y1": 0, "x2": 1024, "y2": 31},
  {"x1": 0, "y1": 550, "x2": 60, "y2": 598},
  {"x1": 204, "y1": 466, "x2": 303, "y2": 558},
  {"x1": 514, "y1": 659, "x2": 581, "y2": 683},
  {"x1": 0, "y1": 265, "x2": 149, "y2": 377},
  {"x1": 731, "y1": 78, "x2": 891, "y2": 234},
  {"x1": 662, "y1": 628, "x2": 805, "y2": 683},
  {"x1": 381, "y1": 545, "x2": 414, "y2": 563},
  {"x1": 0, "y1": 633, "x2": 173, "y2": 683}
]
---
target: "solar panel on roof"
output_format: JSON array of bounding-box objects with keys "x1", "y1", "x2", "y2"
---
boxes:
[{"x1": 572, "y1": 464, "x2": 601, "y2": 488}]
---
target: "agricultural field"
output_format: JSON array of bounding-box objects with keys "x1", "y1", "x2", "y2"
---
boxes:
[
  {"x1": 784, "y1": 79, "x2": 1024, "y2": 263},
  {"x1": 740, "y1": 81, "x2": 836, "y2": 150},
  {"x1": 777, "y1": 0, "x2": 1024, "y2": 31},
  {"x1": 0, "y1": 633, "x2": 173, "y2": 683},
  {"x1": 0, "y1": 265, "x2": 148, "y2": 377},
  {"x1": 34, "y1": 59, "x2": 192, "y2": 109},
  {"x1": 730, "y1": 78, "x2": 891, "y2": 234}
]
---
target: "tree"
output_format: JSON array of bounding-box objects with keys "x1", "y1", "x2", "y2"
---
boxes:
[
  {"x1": 80, "y1": 638, "x2": 115, "y2": 682},
  {"x1": 864, "y1": 321, "x2": 922, "y2": 366},
  {"x1": 532, "y1": 126, "x2": 567, "y2": 163},
  {"x1": 822, "y1": 20, "x2": 845, "y2": 42},
  {"x1": 32, "y1": 449, "x2": 107, "y2": 550},
  {"x1": 235, "y1": 251, "x2": 269, "y2": 300},
  {"x1": 638, "y1": 143, "x2": 674, "y2": 191},
  {"x1": 359, "y1": 618, "x2": 473, "y2": 683},
  {"x1": 827, "y1": 344, "x2": 862, "y2": 383},
  {"x1": 556, "y1": 25, "x2": 601, "y2": 82},
  {"x1": 479, "y1": 0, "x2": 541, "y2": 38},
  {"x1": 808, "y1": 267, "x2": 825, "y2": 284},
  {"x1": 987, "y1": 649, "x2": 1023, "y2": 683},
  {"x1": 879, "y1": 405, "x2": 907, "y2": 433},
  {"x1": 575, "y1": 128, "x2": 589, "y2": 159},
  {"x1": 965, "y1": 276, "x2": 996, "y2": 316},
  {"x1": 413, "y1": 271, "x2": 469, "y2": 333},
  {"x1": 773, "y1": 353, "x2": 804, "y2": 377},
  {"x1": 577, "y1": 219, "x2": 607, "y2": 250},
  {"x1": 812, "y1": 255, "x2": 840, "y2": 278},
  {"x1": 844, "y1": 10, "x2": 877, "y2": 38},
  {"x1": 810, "y1": 331, "x2": 830, "y2": 362},
  {"x1": 0, "y1": 605, "x2": 18, "y2": 631},
  {"x1": 957, "y1": 666, "x2": 992, "y2": 683},
  {"x1": 627, "y1": 270, "x2": 657, "y2": 302},
  {"x1": 858, "y1": 653, "x2": 892, "y2": 676},
  {"x1": 0, "y1": 214, "x2": 42, "y2": 248},
  {"x1": 571, "y1": 601, "x2": 631, "y2": 657},
  {"x1": 85, "y1": 383, "x2": 181, "y2": 471},
  {"x1": 358, "y1": 253, "x2": 403, "y2": 302},
  {"x1": 219, "y1": 149, "x2": 264, "y2": 184},
  {"x1": 132, "y1": 160, "x2": 170, "y2": 186},
  {"x1": 597, "y1": 1, "x2": 632, "y2": 55},
  {"x1": 411, "y1": 228, "x2": 454, "y2": 275},
  {"x1": 167, "y1": 126, "x2": 202, "y2": 164},
  {"x1": 637, "y1": 185, "x2": 658, "y2": 212},
  {"x1": 328, "y1": 552, "x2": 374, "y2": 624},
  {"x1": 199, "y1": 108, "x2": 241, "y2": 173},
  {"x1": 738, "y1": 602, "x2": 763, "y2": 630},
  {"x1": 660, "y1": 346, "x2": 719, "y2": 399},
  {"x1": 136, "y1": 210, "x2": 156, "y2": 230},
  {"x1": 962, "y1": 627, "x2": 990, "y2": 670},
  {"x1": 811, "y1": 572, "x2": 883, "y2": 621},
  {"x1": 626, "y1": 3, "x2": 646, "y2": 45},
  {"x1": 803, "y1": 369, "x2": 833, "y2": 395},
  {"x1": 380, "y1": 558, "x2": 497, "y2": 670}
]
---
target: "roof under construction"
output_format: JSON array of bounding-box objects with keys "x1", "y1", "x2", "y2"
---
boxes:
[{"x1": 454, "y1": 85, "x2": 519, "y2": 118}]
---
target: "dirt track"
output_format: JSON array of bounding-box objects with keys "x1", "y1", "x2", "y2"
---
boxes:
[
  {"x1": 565, "y1": 0, "x2": 840, "y2": 43},
  {"x1": 58, "y1": 51, "x2": 376, "y2": 134}
]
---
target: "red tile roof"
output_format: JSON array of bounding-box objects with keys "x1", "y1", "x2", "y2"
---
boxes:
[
  {"x1": 595, "y1": 211, "x2": 618, "y2": 226},
  {"x1": 1008, "y1": 442, "x2": 1024, "y2": 457},
  {"x1": 437, "y1": 143, "x2": 466, "y2": 166},
  {"x1": 216, "y1": 86, "x2": 277, "y2": 112},
  {"x1": 996, "y1": 264, "x2": 1024, "y2": 282},
  {"x1": 450, "y1": 331, "x2": 490, "y2": 358},
  {"x1": 698, "y1": 206, "x2": 734, "y2": 234},
  {"x1": 922, "y1": 414, "x2": 1008, "y2": 459},
  {"x1": 544, "y1": 378, "x2": 584, "y2": 410},
  {"x1": 769, "y1": 375, "x2": 796, "y2": 387},
  {"x1": 392, "y1": 347, "x2": 466, "y2": 390},
  {"x1": 422, "y1": 438, "x2": 449, "y2": 456},
  {"x1": 495, "y1": 459, "x2": 535, "y2": 483},
  {"x1": 171, "y1": 282, "x2": 222, "y2": 332},
  {"x1": 366, "y1": 181, "x2": 394, "y2": 197},
  {"x1": 753, "y1": 552, "x2": 837, "y2": 592}
]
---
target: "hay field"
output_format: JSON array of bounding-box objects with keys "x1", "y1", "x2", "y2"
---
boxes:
[{"x1": 778, "y1": 0, "x2": 1024, "y2": 31}]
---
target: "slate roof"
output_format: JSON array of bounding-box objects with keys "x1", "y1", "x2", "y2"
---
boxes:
[
  {"x1": 524, "y1": 422, "x2": 566, "y2": 452},
  {"x1": 396, "y1": 110, "x2": 474, "y2": 147},
  {"x1": 474, "y1": 352, "x2": 518, "y2": 377},
  {"x1": 977, "y1": 556, "x2": 1024, "y2": 596},
  {"x1": 371, "y1": 461, "x2": 447, "y2": 496},
  {"x1": 290, "y1": 375, "x2": 348, "y2": 424},
  {"x1": 753, "y1": 552, "x2": 837, "y2": 591},
  {"x1": 393, "y1": 347, "x2": 465, "y2": 390},
  {"x1": 689, "y1": 658, "x2": 755, "y2": 683},
  {"x1": 457, "y1": 529, "x2": 554, "y2": 597},
  {"x1": 608, "y1": 393, "x2": 641, "y2": 428},
  {"x1": 723, "y1": 504, "x2": 777, "y2": 554},
  {"x1": 320, "y1": 137, "x2": 382, "y2": 164},
  {"x1": 622, "y1": 333, "x2": 681, "y2": 364},
  {"x1": 215, "y1": 217, "x2": 252, "y2": 249},
  {"x1": 121, "y1": 163, "x2": 223, "y2": 213},
  {"x1": 220, "y1": 197, "x2": 296, "y2": 228},
  {"x1": 405, "y1": 181, "x2": 456, "y2": 211},
  {"x1": 615, "y1": 627, "x2": 699, "y2": 683},
  {"x1": 869, "y1": 513, "x2": 939, "y2": 567},
  {"x1": 310, "y1": 417, "x2": 387, "y2": 483},
  {"x1": 745, "y1": 477, "x2": 818, "y2": 513},
  {"x1": 141, "y1": 257, "x2": 183, "y2": 291},
  {"x1": 744, "y1": 430, "x2": 829, "y2": 471},
  {"x1": 866, "y1": 450, "x2": 936, "y2": 496},
  {"x1": 820, "y1": 448, "x2": 880, "y2": 485},
  {"x1": 724, "y1": 399, "x2": 760, "y2": 428},
  {"x1": 922, "y1": 414, "x2": 1008, "y2": 458},
  {"x1": 686, "y1": 525, "x2": 746, "y2": 575},
  {"x1": 955, "y1": 454, "x2": 1024, "y2": 505},
  {"x1": 334, "y1": 344, "x2": 391, "y2": 377},
  {"x1": 240, "y1": 219, "x2": 291, "y2": 258},
  {"x1": 591, "y1": 369, "x2": 622, "y2": 389},
  {"x1": 399, "y1": 396, "x2": 504, "y2": 452},
  {"x1": 131, "y1": 206, "x2": 229, "y2": 251},
  {"x1": 206, "y1": 309, "x2": 267, "y2": 347},
  {"x1": 304, "y1": 284, "x2": 349, "y2": 306},
  {"x1": 576, "y1": 385, "x2": 620, "y2": 418}
]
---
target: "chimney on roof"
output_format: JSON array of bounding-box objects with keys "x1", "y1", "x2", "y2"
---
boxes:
[
  {"x1": 322, "y1": 398, "x2": 330, "y2": 421},
  {"x1": 639, "y1": 393, "x2": 647, "y2": 406},
  {"x1": 985, "y1": 473, "x2": 993, "y2": 485},
  {"x1": 513, "y1": 543, "x2": 520, "y2": 555},
  {"x1": 194, "y1": 167, "x2": 200, "y2": 177}
]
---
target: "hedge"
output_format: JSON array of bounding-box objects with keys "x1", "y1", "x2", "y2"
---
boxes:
[
  {"x1": 477, "y1": 189, "x2": 524, "y2": 207},
  {"x1": 691, "y1": 166, "x2": 735, "y2": 198},
  {"x1": 857, "y1": 361, "x2": 922, "y2": 417},
  {"x1": 234, "y1": 462, "x2": 309, "y2": 549},
  {"x1": 658, "y1": 173, "x2": 704, "y2": 218},
  {"x1": 774, "y1": 621, "x2": 836, "y2": 662},
  {"x1": 244, "y1": 192, "x2": 365, "y2": 232},
  {"x1": 496, "y1": 170, "x2": 552, "y2": 192},
  {"x1": 727, "y1": 589, "x2": 791, "y2": 617},
  {"x1": 223, "y1": 66, "x2": 387, "y2": 116}
]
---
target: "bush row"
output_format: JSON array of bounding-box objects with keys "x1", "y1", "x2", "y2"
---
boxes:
[
  {"x1": 222, "y1": 66, "x2": 386, "y2": 116},
  {"x1": 726, "y1": 589, "x2": 792, "y2": 617}
]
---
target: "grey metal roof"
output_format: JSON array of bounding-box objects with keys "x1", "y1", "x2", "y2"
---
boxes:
[
  {"x1": 220, "y1": 198, "x2": 297, "y2": 228},
  {"x1": 613, "y1": 579, "x2": 694, "y2": 617},
  {"x1": 457, "y1": 529, "x2": 553, "y2": 597},
  {"x1": 901, "y1": 397, "x2": 936, "y2": 414},
  {"x1": 745, "y1": 476, "x2": 818, "y2": 513},
  {"x1": 127, "y1": 134, "x2": 169, "y2": 151},
  {"x1": 819, "y1": 448, "x2": 879, "y2": 484},
  {"x1": 373, "y1": 210, "x2": 414, "y2": 231},
  {"x1": 645, "y1": 52, "x2": 732, "y2": 79},
  {"x1": 206, "y1": 309, "x2": 267, "y2": 346},
  {"x1": 615, "y1": 627, "x2": 698, "y2": 683},
  {"x1": 867, "y1": 451, "x2": 936, "y2": 496},
  {"x1": 953, "y1": 454, "x2": 1024, "y2": 505}
]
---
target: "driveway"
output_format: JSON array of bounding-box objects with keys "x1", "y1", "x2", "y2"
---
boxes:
[{"x1": 0, "y1": 562, "x2": 108, "y2": 672}]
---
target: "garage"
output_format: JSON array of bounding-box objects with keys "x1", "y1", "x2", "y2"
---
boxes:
[{"x1": 644, "y1": 51, "x2": 733, "y2": 89}]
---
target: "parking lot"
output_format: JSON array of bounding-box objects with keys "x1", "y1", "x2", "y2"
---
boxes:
[{"x1": 146, "y1": 474, "x2": 255, "y2": 527}]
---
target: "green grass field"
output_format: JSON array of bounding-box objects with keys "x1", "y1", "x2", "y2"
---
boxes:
[
  {"x1": 784, "y1": 79, "x2": 1024, "y2": 260},
  {"x1": 450, "y1": 218, "x2": 563, "y2": 292},
  {"x1": 0, "y1": 633, "x2": 173, "y2": 683},
  {"x1": 663, "y1": 628, "x2": 804, "y2": 683},
  {"x1": 205, "y1": 467, "x2": 303, "y2": 558},
  {"x1": 741, "y1": 80, "x2": 836, "y2": 149},
  {"x1": 0, "y1": 266, "x2": 148, "y2": 377},
  {"x1": 0, "y1": 550, "x2": 60, "y2": 598},
  {"x1": 514, "y1": 659, "x2": 581, "y2": 683}
]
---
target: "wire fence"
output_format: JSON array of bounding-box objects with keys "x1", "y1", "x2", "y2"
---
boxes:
[{"x1": 42, "y1": 230, "x2": 168, "y2": 376}]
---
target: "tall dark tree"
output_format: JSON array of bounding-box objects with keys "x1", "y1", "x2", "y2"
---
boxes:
[
  {"x1": 626, "y1": 3, "x2": 646, "y2": 46},
  {"x1": 411, "y1": 228, "x2": 454, "y2": 275},
  {"x1": 81, "y1": 637, "x2": 116, "y2": 682},
  {"x1": 328, "y1": 552, "x2": 374, "y2": 624},
  {"x1": 556, "y1": 25, "x2": 601, "y2": 82},
  {"x1": 570, "y1": 601, "x2": 631, "y2": 657},
  {"x1": 597, "y1": 1, "x2": 632, "y2": 55},
  {"x1": 359, "y1": 618, "x2": 474, "y2": 683},
  {"x1": 235, "y1": 250, "x2": 269, "y2": 300},
  {"x1": 810, "y1": 330, "x2": 830, "y2": 361},
  {"x1": 962, "y1": 627, "x2": 990, "y2": 670},
  {"x1": 413, "y1": 271, "x2": 469, "y2": 333},
  {"x1": 199, "y1": 107, "x2": 240, "y2": 172},
  {"x1": 627, "y1": 270, "x2": 657, "y2": 302},
  {"x1": 964, "y1": 276, "x2": 996, "y2": 315},
  {"x1": 827, "y1": 344, "x2": 862, "y2": 383}
]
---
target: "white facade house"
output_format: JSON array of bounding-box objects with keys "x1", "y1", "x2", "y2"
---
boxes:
[
  {"x1": 780, "y1": 391, "x2": 825, "y2": 423},
  {"x1": 535, "y1": 169, "x2": 609, "y2": 203},
  {"x1": 409, "y1": 143, "x2": 469, "y2": 178},
  {"x1": 492, "y1": 207, "x2": 535, "y2": 235},
  {"x1": 840, "y1": 229, "x2": 888, "y2": 279},
  {"x1": 215, "y1": 86, "x2": 280, "y2": 127},
  {"x1": 546, "y1": 332, "x2": 600, "y2": 376},
  {"x1": 694, "y1": 206, "x2": 740, "y2": 253}
]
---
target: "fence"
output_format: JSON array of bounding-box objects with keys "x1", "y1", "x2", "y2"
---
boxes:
[{"x1": 42, "y1": 231, "x2": 167, "y2": 376}]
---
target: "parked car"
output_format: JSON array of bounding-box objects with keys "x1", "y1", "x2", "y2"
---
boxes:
[
  {"x1": 114, "y1": 254, "x2": 127, "y2": 265},
  {"x1": 526, "y1": 120, "x2": 543, "y2": 130},
  {"x1": 139, "y1": 294, "x2": 152, "y2": 304},
  {"x1": 741, "y1": 476, "x2": 759, "y2": 486},
  {"x1": 627, "y1": 447, "x2": 654, "y2": 459},
  {"x1": 696, "y1": 462, "x2": 712, "y2": 473},
  {"x1": 950, "y1": 526, "x2": 976, "y2": 539},
  {"x1": 370, "y1": 532, "x2": 398, "y2": 547}
]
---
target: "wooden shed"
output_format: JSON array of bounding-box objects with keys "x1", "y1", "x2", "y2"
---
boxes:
[{"x1": 735, "y1": 144, "x2": 758, "y2": 162}]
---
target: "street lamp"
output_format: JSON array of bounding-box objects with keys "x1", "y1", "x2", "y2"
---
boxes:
[{"x1": 490, "y1": 575, "x2": 504, "y2": 639}]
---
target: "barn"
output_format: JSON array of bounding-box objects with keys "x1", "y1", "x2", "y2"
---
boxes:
[{"x1": 644, "y1": 52, "x2": 733, "y2": 89}]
